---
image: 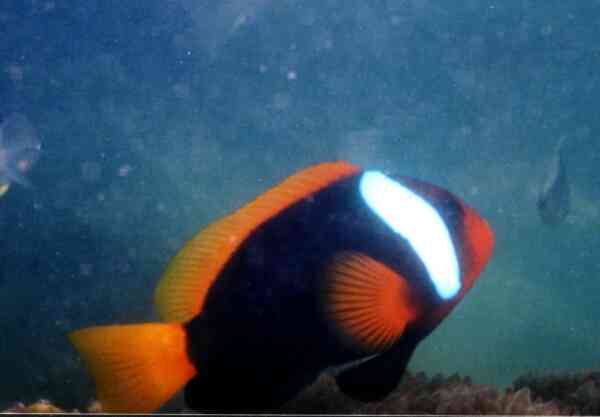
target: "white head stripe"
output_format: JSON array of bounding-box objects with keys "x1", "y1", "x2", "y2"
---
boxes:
[{"x1": 359, "y1": 171, "x2": 460, "y2": 299}]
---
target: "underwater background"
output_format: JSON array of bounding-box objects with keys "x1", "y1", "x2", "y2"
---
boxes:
[{"x1": 2, "y1": 0, "x2": 600, "y2": 411}]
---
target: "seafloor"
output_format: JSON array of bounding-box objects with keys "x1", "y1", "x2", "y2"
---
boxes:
[{"x1": 4, "y1": 369, "x2": 600, "y2": 414}]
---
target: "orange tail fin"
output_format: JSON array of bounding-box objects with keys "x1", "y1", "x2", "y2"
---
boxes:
[{"x1": 68, "y1": 323, "x2": 196, "y2": 412}]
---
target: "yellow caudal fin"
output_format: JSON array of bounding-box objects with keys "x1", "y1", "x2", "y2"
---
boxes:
[{"x1": 68, "y1": 323, "x2": 196, "y2": 413}]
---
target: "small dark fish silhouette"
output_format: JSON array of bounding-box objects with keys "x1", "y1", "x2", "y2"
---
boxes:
[{"x1": 537, "y1": 137, "x2": 570, "y2": 225}]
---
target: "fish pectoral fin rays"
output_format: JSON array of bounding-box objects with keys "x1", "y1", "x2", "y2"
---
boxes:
[
  {"x1": 336, "y1": 339, "x2": 418, "y2": 402},
  {"x1": 68, "y1": 323, "x2": 196, "y2": 413},
  {"x1": 324, "y1": 252, "x2": 420, "y2": 401},
  {"x1": 324, "y1": 252, "x2": 420, "y2": 352}
]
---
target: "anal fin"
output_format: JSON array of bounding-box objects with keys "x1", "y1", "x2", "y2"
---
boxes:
[
  {"x1": 184, "y1": 369, "x2": 317, "y2": 412},
  {"x1": 335, "y1": 338, "x2": 417, "y2": 402}
]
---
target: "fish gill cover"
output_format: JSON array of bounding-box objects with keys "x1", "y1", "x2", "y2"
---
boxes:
[{"x1": 1, "y1": 0, "x2": 600, "y2": 412}]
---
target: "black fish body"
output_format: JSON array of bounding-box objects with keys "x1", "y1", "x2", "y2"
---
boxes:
[
  {"x1": 184, "y1": 176, "x2": 426, "y2": 409},
  {"x1": 69, "y1": 162, "x2": 494, "y2": 413}
]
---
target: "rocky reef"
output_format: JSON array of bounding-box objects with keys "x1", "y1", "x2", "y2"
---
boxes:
[
  {"x1": 513, "y1": 369, "x2": 600, "y2": 415},
  {"x1": 7, "y1": 369, "x2": 600, "y2": 414},
  {"x1": 3, "y1": 399, "x2": 102, "y2": 413},
  {"x1": 283, "y1": 371, "x2": 564, "y2": 415}
]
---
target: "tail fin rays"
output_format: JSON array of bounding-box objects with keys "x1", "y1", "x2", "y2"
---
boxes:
[{"x1": 68, "y1": 323, "x2": 196, "y2": 412}]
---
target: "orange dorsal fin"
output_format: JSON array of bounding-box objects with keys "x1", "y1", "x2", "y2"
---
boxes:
[
  {"x1": 154, "y1": 161, "x2": 361, "y2": 323},
  {"x1": 324, "y1": 252, "x2": 420, "y2": 352},
  {"x1": 68, "y1": 323, "x2": 196, "y2": 413}
]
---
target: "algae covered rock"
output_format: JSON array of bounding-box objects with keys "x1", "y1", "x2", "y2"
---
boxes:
[{"x1": 9, "y1": 369, "x2": 600, "y2": 414}]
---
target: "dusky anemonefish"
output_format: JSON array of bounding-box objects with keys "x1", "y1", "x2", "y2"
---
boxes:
[{"x1": 68, "y1": 161, "x2": 494, "y2": 413}]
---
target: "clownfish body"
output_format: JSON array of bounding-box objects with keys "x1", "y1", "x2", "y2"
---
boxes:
[{"x1": 69, "y1": 162, "x2": 494, "y2": 413}]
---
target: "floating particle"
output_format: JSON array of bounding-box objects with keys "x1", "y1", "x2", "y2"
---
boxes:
[
  {"x1": 79, "y1": 263, "x2": 93, "y2": 276},
  {"x1": 172, "y1": 82, "x2": 191, "y2": 99},
  {"x1": 81, "y1": 161, "x2": 102, "y2": 182},
  {"x1": 6, "y1": 64, "x2": 23, "y2": 82},
  {"x1": 118, "y1": 164, "x2": 132, "y2": 177}
]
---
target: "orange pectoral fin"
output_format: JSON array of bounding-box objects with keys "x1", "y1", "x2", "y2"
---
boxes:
[
  {"x1": 324, "y1": 252, "x2": 420, "y2": 352},
  {"x1": 68, "y1": 323, "x2": 196, "y2": 413}
]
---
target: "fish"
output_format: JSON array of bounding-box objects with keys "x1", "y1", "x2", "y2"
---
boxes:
[
  {"x1": 537, "y1": 137, "x2": 570, "y2": 225},
  {"x1": 0, "y1": 113, "x2": 41, "y2": 197},
  {"x1": 68, "y1": 161, "x2": 494, "y2": 413}
]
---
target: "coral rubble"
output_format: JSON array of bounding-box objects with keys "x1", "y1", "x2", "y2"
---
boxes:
[
  {"x1": 3, "y1": 399, "x2": 101, "y2": 414},
  {"x1": 513, "y1": 369, "x2": 600, "y2": 415},
  {"x1": 284, "y1": 371, "x2": 564, "y2": 415},
  {"x1": 9, "y1": 369, "x2": 600, "y2": 414},
  {"x1": 4, "y1": 399, "x2": 67, "y2": 413}
]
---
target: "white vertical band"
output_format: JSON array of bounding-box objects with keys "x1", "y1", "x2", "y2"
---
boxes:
[{"x1": 359, "y1": 171, "x2": 460, "y2": 299}]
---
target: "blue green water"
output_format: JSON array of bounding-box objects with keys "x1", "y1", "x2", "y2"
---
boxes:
[{"x1": 1, "y1": 0, "x2": 600, "y2": 410}]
